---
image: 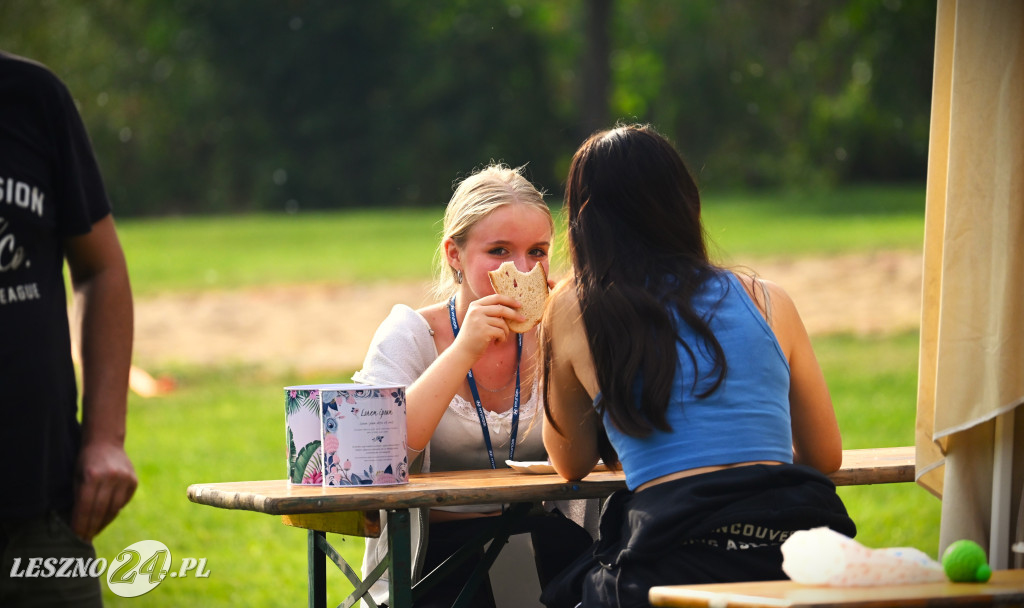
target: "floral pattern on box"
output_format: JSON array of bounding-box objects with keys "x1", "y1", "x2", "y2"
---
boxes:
[
  {"x1": 285, "y1": 388, "x2": 323, "y2": 485},
  {"x1": 322, "y1": 388, "x2": 408, "y2": 486}
]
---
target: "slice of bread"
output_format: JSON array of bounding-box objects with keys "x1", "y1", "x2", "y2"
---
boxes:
[{"x1": 487, "y1": 261, "x2": 549, "y2": 333}]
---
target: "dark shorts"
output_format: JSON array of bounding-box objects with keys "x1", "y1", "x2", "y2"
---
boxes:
[
  {"x1": 0, "y1": 511, "x2": 104, "y2": 608},
  {"x1": 415, "y1": 509, "x2": 593, "y2": 608}
]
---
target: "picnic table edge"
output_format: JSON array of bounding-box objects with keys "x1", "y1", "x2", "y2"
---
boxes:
[{"x1": 186, "y1": 447, "x2": 915, "y2": 516}]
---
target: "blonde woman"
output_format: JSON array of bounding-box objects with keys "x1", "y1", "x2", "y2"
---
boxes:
[{"x1": 354, "y1": 164, "x2": 592, "y2": 607}]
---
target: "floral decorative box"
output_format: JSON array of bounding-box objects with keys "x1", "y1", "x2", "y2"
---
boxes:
[
  {"x1": 284, "y1": 385, "x2": 326, "y2": 485},
  {"x1": 321, "y1": 385, "x2": 408, "y2": 486}
]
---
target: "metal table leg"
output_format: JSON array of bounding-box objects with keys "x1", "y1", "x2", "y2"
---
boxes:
[
  {"x1": 303, "y1": 506, "x2": 520, "y2": 608},
  {"x1": 308, "y1": 526, "x2": 391, "y2": 608},
  {"x1": 308, "y1": 530, "x2": 327, "y2": 608},
  {"x1": 387, "y1": 509, "x2": 412, "y2": 608}
]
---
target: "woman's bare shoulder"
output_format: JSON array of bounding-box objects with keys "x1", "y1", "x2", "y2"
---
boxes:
[
  {"x1": 544, "y1": 277, "x2": 601, "y2": 398},
  {"x1": 414, "y1": 301, "x2": 450, "y2": 336},
  {"x1": 730, "y1": 270, "x2": 806, "y2": 357},
  {"x1": 546, "y1": 278, "x2": 581, "y2": 322},
  {"x1": 545, "y1": 278, "x2": 591, "y2": 351},
  {"x1": 731, "y1": 271, "x2": 797, "y2": 315},
  {"x1": 416, "y1": 300, "x2": 447, "y2": 317}
]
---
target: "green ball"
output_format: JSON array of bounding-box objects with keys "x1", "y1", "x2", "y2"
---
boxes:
[{"x1": 942, "y1": 539, "x2": 992, "y2": 582}]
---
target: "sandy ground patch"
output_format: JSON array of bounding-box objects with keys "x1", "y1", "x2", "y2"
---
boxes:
[{"x1": 133, "y1": 250, "x2": 922, "y2": 374}]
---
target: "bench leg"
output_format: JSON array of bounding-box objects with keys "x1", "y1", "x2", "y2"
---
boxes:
[
  {"x1": 308, "y1": 530, "x2": 327, "y2": 608},
  {"x1": 388, "y1": 509, "x2": 413, "y2": 608}
]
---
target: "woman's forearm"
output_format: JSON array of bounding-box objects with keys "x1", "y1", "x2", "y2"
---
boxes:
[{"x1": 405, "y1": 343, "x2": 478, "y2": 450}]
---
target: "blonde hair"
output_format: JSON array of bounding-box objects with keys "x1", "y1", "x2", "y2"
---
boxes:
[{"x1": 433, "y1": 164, "x2": 552, "y2": 300}]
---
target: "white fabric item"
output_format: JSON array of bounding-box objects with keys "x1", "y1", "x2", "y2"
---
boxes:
[{"x1": 782, "y1": 527, "x2": 945, "y2": 587}]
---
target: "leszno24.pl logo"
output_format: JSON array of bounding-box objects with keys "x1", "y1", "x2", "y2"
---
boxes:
[{"x1": 9, "y1": 540, "x2": 209, "y2": 598}]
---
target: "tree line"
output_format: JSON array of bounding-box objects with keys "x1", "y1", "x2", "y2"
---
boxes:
[{"x1": 1, "y1": 0, "x2": 936, "y2": 216}]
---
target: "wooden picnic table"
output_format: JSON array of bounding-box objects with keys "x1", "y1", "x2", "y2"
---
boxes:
[
  {"x1": 648, "y1": 568, "x2": 1024, "y2": 607},
  {"x1": 187, "y1": 446, "x2": 916, "y2": 608}
]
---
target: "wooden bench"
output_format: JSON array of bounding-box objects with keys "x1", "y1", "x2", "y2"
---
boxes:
[{"x1": 828, "y1": 445, "x2": 914, "y2": 487}]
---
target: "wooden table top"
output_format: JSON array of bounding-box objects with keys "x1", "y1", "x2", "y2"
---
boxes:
[
  {"x1": 648, "y1": 569, "x2": 1024, "y2": 607},
  {"x1": 188, "y1": 466, "x2": 625, "y2": 515},
  {"x1": 187, "y1": 447, "x2": 914, "y2": 516}
]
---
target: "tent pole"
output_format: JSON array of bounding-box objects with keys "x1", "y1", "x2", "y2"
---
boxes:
[{"x1": 991, "y1": 409, "x2": 1014, "y2": 569}]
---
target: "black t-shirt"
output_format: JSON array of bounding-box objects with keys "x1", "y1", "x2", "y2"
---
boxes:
[{"x1": 0, "y1": 51, "x2": 112, "y2": 518}]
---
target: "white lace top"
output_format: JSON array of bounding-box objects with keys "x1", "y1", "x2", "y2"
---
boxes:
[
  {"x1": 354, "y1": 305, "x2": 598, "y2": 606},
  {"x1": 352, "y1": 304, "x2": 547, "y2": 476}
]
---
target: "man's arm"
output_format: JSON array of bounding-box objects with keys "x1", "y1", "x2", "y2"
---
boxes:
[{"x1": 65, "y1": 214, "x2": 137, "y2": 541}]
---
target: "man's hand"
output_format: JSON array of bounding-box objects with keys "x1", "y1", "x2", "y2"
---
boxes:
[
  {"x1": 72, "y1": 440, "x2": 137, "y2": 542},
  {"x1": 66, "y1": 214, "x2": 136, "y2": 542}
]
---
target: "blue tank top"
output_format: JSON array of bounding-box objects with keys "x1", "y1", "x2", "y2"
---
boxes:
[{"x1": 601, "y1": 272, "x2": 793, "y2": 490}]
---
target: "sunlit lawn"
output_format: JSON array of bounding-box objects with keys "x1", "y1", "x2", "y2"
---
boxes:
[
  {"x1": 94, "y1": 184, "x2": 936, "y2": 605},
  {"x1": 118, "y1": 184, "x2": 925, "y2": 297}
]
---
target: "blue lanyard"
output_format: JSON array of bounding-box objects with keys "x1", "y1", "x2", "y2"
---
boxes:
[{"x1": 448, "y1": 296, "x2": 521, "y2": 468}]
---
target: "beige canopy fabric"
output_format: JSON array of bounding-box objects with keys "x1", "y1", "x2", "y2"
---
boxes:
[{"x1": 915, "y1": 0, "x2": 1024, "y2": 567}]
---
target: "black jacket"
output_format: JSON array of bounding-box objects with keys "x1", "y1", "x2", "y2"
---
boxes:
[{"x1": 542, "y1": 463, "x2": 856, "y2": 608}]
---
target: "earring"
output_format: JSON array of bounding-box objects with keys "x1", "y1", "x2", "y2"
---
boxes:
[{"x1": 456, "y1": 269, "x2": 463, "y2": 284}]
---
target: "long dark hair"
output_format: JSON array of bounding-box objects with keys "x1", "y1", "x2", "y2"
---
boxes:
[{"x1": 548, "y1": 124, "x2": 727, "y2": 438}]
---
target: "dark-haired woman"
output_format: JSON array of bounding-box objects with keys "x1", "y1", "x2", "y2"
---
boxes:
[{"x1": 540, "y1": 124, "x2": 856, "y2": 607}]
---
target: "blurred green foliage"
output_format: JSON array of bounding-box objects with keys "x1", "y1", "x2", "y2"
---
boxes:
[{"x1": 1, "y1": 0, "x2": 935, "y2": 215}]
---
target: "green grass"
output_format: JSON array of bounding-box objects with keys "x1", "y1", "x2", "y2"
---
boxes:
[
  {"x1": 92, "y1": 184, "x2": 937, "y2": 605},
  {"x1": 816, "y1": 331, "x2": 941, "y2": 553},
  {"x1": 117, "y1": 184, "x2": 925, "y2": 297},
  {"x1": 117, "y1": 209, "x2": 442, "y2": 297},
  {"x1": 95, "y1": 365, "x2": 364, "y2": 607},
  {"x1": 703, "y1": 184, "x2": 926, "y2": 261}
]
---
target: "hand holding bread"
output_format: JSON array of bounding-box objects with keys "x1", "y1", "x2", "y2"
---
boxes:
[{"x1": 487, "y1": 261, "x2": 549, "y2": 333}]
